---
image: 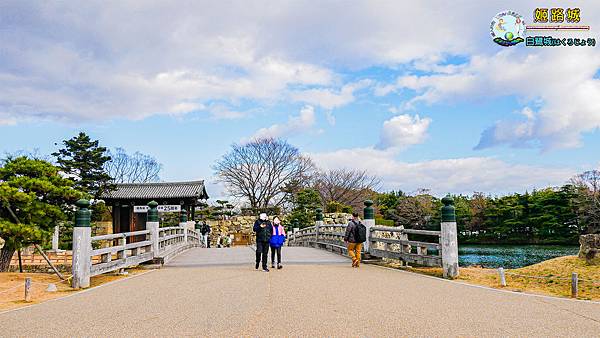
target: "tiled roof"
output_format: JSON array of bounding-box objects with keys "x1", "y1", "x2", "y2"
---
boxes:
[{"x1": 100, "y1": 181, "x2": 209, "y2": 200}]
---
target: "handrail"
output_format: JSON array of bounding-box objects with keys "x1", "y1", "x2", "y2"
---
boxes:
[
  {"x1": 159, "y1": 226, "x2": 183, "y2": 231},
  {"x1": 92, "y1": 230, "x2": 150, "y2": 242},
  {"x1": 289, "y1": 223, "x2": 443, "y2": 268}
]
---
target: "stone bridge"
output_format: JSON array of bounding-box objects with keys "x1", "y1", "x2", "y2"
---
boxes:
[
  {"x1": 2, "y1": 199, "x2": 600, "y2": 336},
  {"x1": 2, "y1": 246, "x2": 600, "y2": 336}
]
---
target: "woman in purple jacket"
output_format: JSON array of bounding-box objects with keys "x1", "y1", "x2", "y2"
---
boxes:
[{"x1": 269, "y1": 216, "x2": 286, "y2": 269}]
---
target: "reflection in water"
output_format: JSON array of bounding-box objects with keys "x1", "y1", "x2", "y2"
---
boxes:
[{"x1": 458, "y1": 245, "x2": 579, "y2": 268}]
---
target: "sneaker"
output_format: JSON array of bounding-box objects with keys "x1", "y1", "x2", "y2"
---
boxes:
[
  {"x1": 255, "y1": 262, "x2": 259, "y2": 270},
  {"x1": 277, "y1": 264, "x2": 282, "y2": 269},
  {"x1": 263, "y1": 268, "x2": 270, "y2": 272},
  {"x1": 271, "y1": 264, "x2": 275, "y2": 269}
]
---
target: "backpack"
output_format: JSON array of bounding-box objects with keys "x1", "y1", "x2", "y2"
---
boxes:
[{"x1": 353, "y1": 220, "x2": 367, "y2": 243}]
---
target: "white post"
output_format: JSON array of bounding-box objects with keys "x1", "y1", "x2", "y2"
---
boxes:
[
  {"x1": 181, "y1": 222, "x2": 188, "y2": 244},
  {"x1": 180, "y1": 209, "x2": 188, "y2": 244},
  {"x1": 51, "y1": 225, "x2": 60, "y2": 251},
  {"x1": 148, "y1": 221, "x2": 159, "y2": 256},
  {"x1": 498, "y1": 267, "x2": 507, "y2": 286},
  {"x1": 147, "y1": 201, "x2": 160, "y2": 257},
  {"x1": 441, "y1": 195, "x2": 459, "y2": 279},
  {"x1": 363, "y1": 200, "x2": 375, "y2": 253},
  {"x1": 315, "y1": 207, "x2": 323, "y2": 246},
  {"x1": 72, "y1": 200, "x2": 92, "y2": 289}
]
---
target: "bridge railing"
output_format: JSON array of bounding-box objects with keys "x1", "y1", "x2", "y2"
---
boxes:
[
  {"x1": 90, "y1": 230, "x2": 154, "y2": 277},
  {"x1": 289, "y1": 196, "x2": 459, "y2": 279},
  {"x1": 71, "y1": 200, "x2": 202, "y2": 289},
  {"x1": 369, "y1": 226, "x2": 442, "y2": 267}
]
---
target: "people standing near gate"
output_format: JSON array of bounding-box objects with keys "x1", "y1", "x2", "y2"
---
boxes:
[
  {"x1": 344, "y1": 212, "x2": 367, "y2": 268},
  {"x1": 253, "y1": 213, "x2": 273, "y2": 272},
  {"x1": 201, "y1": 221, "x2": 211, "y2": 248},
  {"x1": 269, "y1": 216, "x2": 286, "y2": 269}
]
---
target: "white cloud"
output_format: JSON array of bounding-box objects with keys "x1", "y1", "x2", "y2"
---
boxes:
[
  {"x1": 310, "y1": 147, "x2": 576, "y2": 195},
  {"x1": 291, "y1": 79, "x2": 372, "y2": 110},
  {"x1": 250, "y1": 105, "x2": 316, "y2": 140},
  {"x1": 378, "y1": 48, "x2": 600, "y2": 150},
  {"x1": 378, "y1": 114, "x2": 431, "y2": 150},
  {"x1": 2, "y1": 0, "x2": 600, "y2": 156},
  {"x1": 0, "y1": 1, "x2": 527, "y2": 124}
]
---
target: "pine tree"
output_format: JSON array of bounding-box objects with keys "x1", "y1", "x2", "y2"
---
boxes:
[
  {"x1": 0, "y1": 157, "x2": 82, "y2": 271},
  {"x1": 287, "y1": 189, "x2": 322, "y2": 229},
  {"x1": 52, "y1": 132, "x2": 113, "y2": 199}
]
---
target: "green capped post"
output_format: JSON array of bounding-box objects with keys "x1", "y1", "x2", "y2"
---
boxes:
[
  {"x1": 147, "y1": 200, "x2": 159, "y2": 222},
  {"x1": 441, "y1": 194, "x2": 456, "y2": 222},
  {"x1": 75, "y1": 199, "x2": 91, "y2": 227},
  {"x1": 180, "y1": 208, "x2": 188, "y2": 223},
  {"x1": 315, "y1": 207, "x2": 323, "y2": 221},
  {"x1": 363, "y1": 200, "x2": 374, "y2": 220}
]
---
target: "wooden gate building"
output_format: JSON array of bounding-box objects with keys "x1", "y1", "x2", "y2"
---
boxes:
[{"x1": 100, "y1": 181, "x2": 209, "y2": 234}]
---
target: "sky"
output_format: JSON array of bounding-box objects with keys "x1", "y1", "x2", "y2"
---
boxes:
[{"x1": 1, "y1": 1, "x2": 600, "y2": 200}]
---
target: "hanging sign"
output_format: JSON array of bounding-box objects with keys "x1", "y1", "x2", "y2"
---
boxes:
[{"x1": 134, "y1": 205, "x2": 182, "y2": 213}]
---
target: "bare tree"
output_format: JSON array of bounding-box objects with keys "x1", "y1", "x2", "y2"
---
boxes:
[
  {"x1": 104, "y1": 148, "x2": 162, "y2": 183},
  {"x1": 213, "y1": 138, "x2": 315, "y2": 209},
  {"x1": 571, "y1": 170, "x2": 600, "y2": 233},
  {"x1": 393, "y1": 189, "x2": 438, "y2": 229},
  {"x1": 313, "y1": 168, "x2": 380, "y2": 210}
]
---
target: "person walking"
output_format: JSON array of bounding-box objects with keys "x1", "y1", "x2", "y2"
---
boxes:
[
  {"x1": 201, "y1": 221, "x2": 211, "y2": 248},
  {"x1": 253, "y1": 213, "x2": 273, "y2": 272},
  {"x1": 269, "y1": 216, "x2": 286, "y2": 269},
  {"x1": 344, "y1": 212, "x2": 366, "y2": 268}
]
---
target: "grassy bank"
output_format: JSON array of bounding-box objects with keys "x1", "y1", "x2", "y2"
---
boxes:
[
  {"x1": 382, "y1": 256, "x2": 600, "y2": 301},
  {"x1": 0, "y1": 267, "x2": 147, "y2": 312}
]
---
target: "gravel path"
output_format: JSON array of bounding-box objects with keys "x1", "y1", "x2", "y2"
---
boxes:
[{"x1": 1, "y1": 247, "x2": 599, "y2": 337}]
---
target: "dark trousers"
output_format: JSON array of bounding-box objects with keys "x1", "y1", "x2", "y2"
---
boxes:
[
  {"x1": 270, "y1": 246, "x2": 281, "y2": 265},
  {"x1": 256, "y1": 241, "x2": 269, "y2": 269}
]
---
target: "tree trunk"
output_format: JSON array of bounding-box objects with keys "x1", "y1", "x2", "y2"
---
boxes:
[
  {"x1": 0, "y1": 246, "x2": 16, "y2": 272},
  {"x1": 17, "y1": 248, "x2": 23, "y2": 272}
]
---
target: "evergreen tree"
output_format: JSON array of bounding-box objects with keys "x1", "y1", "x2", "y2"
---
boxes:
[
  {"x1": 52, "y1": 132, "x2": 113, "y2": 199},
  {"x1": 0, "y1": 157, "x2": 82, "y2": 271},
  {"x1": 287, "y1": 189, "x2": 322, "y2": 229}
]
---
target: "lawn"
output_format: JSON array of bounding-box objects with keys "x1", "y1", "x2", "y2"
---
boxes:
[{"x1": 381, "y1": 256, "x2": 600, "y2": 301}]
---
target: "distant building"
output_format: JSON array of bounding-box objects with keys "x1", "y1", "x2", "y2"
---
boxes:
[{"x1": 100, "y1": 181, "x2": 209, "y2": 234}]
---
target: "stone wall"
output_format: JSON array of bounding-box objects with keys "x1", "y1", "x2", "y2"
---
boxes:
[
  {"x1": 323, "y1": 213, "x2": 352, "y2": 225},
  {"x1": 579, "y1": 234, "x2": 600, "y2": 265},
  {"x1": 205, "y1": 216, "x2": 260, "y2": 245}
]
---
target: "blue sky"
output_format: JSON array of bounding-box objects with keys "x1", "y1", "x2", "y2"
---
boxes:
[{"x1": 1, "y1": 1, "x2": 599, "y2": 200}]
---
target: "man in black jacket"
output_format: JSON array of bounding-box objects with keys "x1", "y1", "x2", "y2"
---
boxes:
[
  {"x1": 253, "y1": 213, "x2": 273, "y2": 272},
  {"x1": 201, "y1": 221, "x2": 211, "y2": 248}
]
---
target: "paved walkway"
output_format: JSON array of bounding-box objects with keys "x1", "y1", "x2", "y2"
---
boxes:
[{"x1": 1, "y1": 247, "x2": 599, "y2": 337}]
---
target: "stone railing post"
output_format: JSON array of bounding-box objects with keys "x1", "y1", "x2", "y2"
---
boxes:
[
  {"x1": 363, "y1": 200, "x2": 375, "y2": 253},
  {"x1": 180, "y1": 209, "x2": 188, "y2": 244},
  {"x1": 51, "y1": 225, "x2": 60, "y2": 251},
  {"x1": 315, "y1": 207, "x2": 323, "y2": 244},
  {"x1": 72, "y1": 199, "x2": 91, "y2": 289},
  {"x1": 441, "y1": 194, "x2": 459, "y2": 279},
  {"x1": 195, "y1": 222, "x2": 202, "y2": 246},
  {"x1": 147, "y1": 201, "x2": 160, "y2": 257}
]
